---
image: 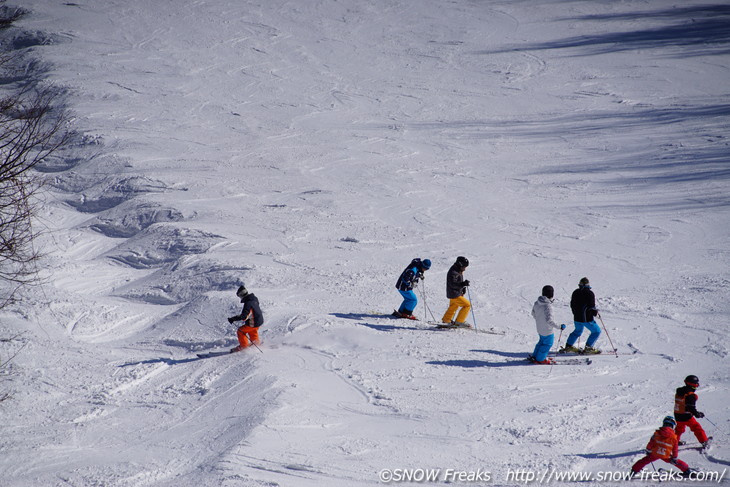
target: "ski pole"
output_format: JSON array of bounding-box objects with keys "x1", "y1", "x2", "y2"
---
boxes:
[
  {"x1": 251, "y1": 340, "x2": 263, "y2": 353},
  {"x1": 597, "y1": 314, "x2": 618, "y2": 357},
  {"x1": 556, "y1": 327, "x2": 564, "y2": 351},
  {"x1": 467, "y1": 286, "x2": 478, "y2": 331},
  {"x1": 702, "y1": 416, "x2": 720, "y2": 431},
  {"x1": 420, "y1": 282, "x2": 436, "y2": 322}
]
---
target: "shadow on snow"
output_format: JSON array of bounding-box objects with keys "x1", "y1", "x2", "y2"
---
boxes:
[
  {"x1": 476, "y1": 5, "x2": 730, "y2": 58},
  {"x1": 330, "y1": 312, "x2": 424, "y2": 332},
  {"x1": 428, "y1": 349, "x2": 532, "y2": 368},
  {"x1": 117, "y1": 338, "x2": 238, "y2": 366},
  {"x1": 574, "y1": 450, "x2": 645, "y2": 460}
]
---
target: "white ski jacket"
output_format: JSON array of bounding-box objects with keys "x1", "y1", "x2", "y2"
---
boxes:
[{"x1": 531, "y1": 295, "x2": 562, "y2": 336}]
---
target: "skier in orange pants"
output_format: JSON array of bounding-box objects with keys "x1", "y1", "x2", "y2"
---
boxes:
[
  {"x1": 237, "y1": 325, "x2": 259, "y2": 348},
  {"x1": 228, "y1": 285, "x2": 264, "y2": 352}
]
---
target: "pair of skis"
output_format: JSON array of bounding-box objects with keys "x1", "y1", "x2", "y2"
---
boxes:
[
  {"x1": 388, "y1": 312, "x2": 589, "y2": 365},
  {"x1": 432, "y1": 321, "x2": 506, "y2": 335},
  {"x1": 527, "y1": 355, "x2": 592, "y2": 366},
  {"x1": 196, "y1": 350, "x2": 235, "y2": 359},
  {"x1": 388, "y1": 310, "x2": 506, "y2": 335},
  {"x1": 196, "y1": 343, "x2": 263, "y2": 358}
]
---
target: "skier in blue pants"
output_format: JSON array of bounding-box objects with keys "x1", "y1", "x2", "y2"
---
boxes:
[
  {"x1": 530, "y1": 285, "x2": 566, "y2": 364},
  {"x1": 562, "y1": 277, "x2": 602, "y2": 354},
  {"x1": 393, "y1": 258, "x2": 431, "y2": 320}
]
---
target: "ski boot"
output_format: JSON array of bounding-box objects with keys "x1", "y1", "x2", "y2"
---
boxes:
[
  {"x1": 559, "y1": 344, "x2": 581, "y2": 353},
  {"x1": 393, "y1": 310, "x2": 417, "y2": 320},
  {"x1": 701, "y1": 437, "x2": 713, "y2": 451},
  {"x1": 582, "y1": 345, "x2": 602, "y2": 355},
  {"x1": 534, "y1": 358, "x2": 555, "y2": 365},
  {"x1": 681, "y1": 469, "x2": 699, "y2": 479}
]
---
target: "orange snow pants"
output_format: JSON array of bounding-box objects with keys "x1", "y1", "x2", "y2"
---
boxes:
[
  {"x1": 237, "y1": 325, "x2": 260, "y2": 348},
  {"x1": 442, "y1": 296, "x2": 471, "y2": 324}
]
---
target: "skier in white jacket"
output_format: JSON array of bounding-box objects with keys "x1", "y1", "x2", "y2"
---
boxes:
[{"x1": 530, "y1": 285, "x2": 566, "y2": 364}]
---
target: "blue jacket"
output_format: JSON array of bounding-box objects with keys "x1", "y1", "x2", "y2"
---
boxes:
[{"x1": 396, "y1": 259, "x2": 426, "y2": 291}]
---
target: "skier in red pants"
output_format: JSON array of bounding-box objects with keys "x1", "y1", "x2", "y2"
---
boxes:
[
  {"x1": 674, "y1": 375, "x2": 710, "y2": 447},
  {"x1": 631, "y1": 416, "x2": 693, "y2": 478},
  {"x1": 227, "y1": 285, "x2": 264, "y2": 352}
]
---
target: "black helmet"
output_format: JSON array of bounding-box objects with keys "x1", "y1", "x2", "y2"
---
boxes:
[
  {"x1": 684, "y1": 375, "x2": 699, "y2": 388},
  {"x1": 236, "y1": 285, "x2": 248, "y2": 302},
  {"x1": 456, "y1": 256, "x2": 469, "y2": 268},
  {"x1": 663, "y1": 416, "x2": 677, "y2": 428},
  {"x1": 541, "y1": 285, "x2": 554, "y2": 299},
  {"x1": 579, "y1": 277, "x2": 590, "y2": 287}
]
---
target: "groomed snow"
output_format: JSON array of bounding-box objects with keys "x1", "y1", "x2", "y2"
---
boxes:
[{"x1": 1, "y1": 1, "x2": 728, "y2": 486}]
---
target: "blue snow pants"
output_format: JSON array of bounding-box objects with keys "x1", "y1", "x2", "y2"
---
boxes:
[
  {"x1": 533, "y1": 334, "x2": 555, "y2": 362},
  {"x1": 566, "y1": 320, "x2": 601, "y2": 347},
  {"x1": 398, "y1": 290, "x2": 418, "y2": 314}
]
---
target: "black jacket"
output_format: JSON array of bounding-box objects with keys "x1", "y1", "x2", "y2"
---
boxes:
[
  {"x1": 674, "y1": 385, "x2": 700, "y2": 421},
  {"x1": 570, "y1": 286, "x2": 597, "y2": 323},
  {"x1": 446, "y1": 263, "x2": 466, "y2": 299},
  {"x1": 232, "y1": 293, "x2": 264, "y2": 327}
]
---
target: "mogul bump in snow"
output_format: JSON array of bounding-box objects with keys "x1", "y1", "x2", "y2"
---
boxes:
[
  {"x1": 630, "y1": 416, "x2": 693, "y2": 478},
  {"x1": 562, "y1": 277, "x2": 601, "y2": 354},
  {"x1": 529, "y1": 285, "x2": 566, "y2": 364},
  {"x1": 674, "y1": 375, "x2": 710, "y2": 447},
  {"x1": 228, "y1": 285, "x2": 264, "y2": 352},
  {"x1": 440, "y1": 256, "x2": 471, "y2": 326},
  {"x1": 393, "y1": 258, "x2": 431, "y2": 319}
]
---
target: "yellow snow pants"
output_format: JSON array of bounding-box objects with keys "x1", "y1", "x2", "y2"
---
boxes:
[{"x1": 442, "y1": 296, "x2": 471, "y2": 324}]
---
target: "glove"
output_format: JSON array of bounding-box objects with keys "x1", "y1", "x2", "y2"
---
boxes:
[
  {"x1": 695, "y1": 411, "x2": 705, "y2": 418},
  {"x1": 462, "y1": 280, "x2": 470, "y2": 287},
  {"x1": 418, "y1": 272, "x2": 425, "y2": 281},
  {"x1": 228, "y1": 317, "x2": 235, "y2": 324},
  {"x1": 560, "y1": 324, "x2": 566, "y2": 330}
]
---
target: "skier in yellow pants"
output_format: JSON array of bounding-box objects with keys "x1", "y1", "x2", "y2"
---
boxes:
[{"x1": 441, "y1": 256, "x2": 471, "y2": 325}]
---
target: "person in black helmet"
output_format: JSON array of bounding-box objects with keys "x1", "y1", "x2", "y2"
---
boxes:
[
  {"x1": 529, "y1": 285, "x2": 566, "y2": 364},
  {"x1": 227, "y1": 284, "x2": 264, "y2": 352},
  {"x1": 562, "y1": 277, "x2": 601, "y2": 354},
  {"x1": 674, "y1": 375, "x2": 710, "y2": 447},
  {"x1": 441, "y1": 256, "x2": 471, "y2": 326}
]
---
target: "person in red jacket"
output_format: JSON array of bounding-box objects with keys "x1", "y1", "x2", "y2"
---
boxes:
[
  {"x1": 674, "y1": 375, "x2": 710, "y2": 447},
  {"x1": 631, "y1": 416, "x2": 692, "y2": 478}
]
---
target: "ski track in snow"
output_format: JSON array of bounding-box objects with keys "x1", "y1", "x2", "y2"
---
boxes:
[{"x1": 1, "y1": 0, "x2": 729, "y2": 485}]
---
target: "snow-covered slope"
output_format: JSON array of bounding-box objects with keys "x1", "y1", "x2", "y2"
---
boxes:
[{"x1": 1, "y1": 1, "x2": 728, "y2": 485}]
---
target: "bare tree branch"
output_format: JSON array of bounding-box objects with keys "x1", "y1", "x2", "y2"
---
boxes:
[{"x1": 0, "y1": 9, "x2": 71, "y2": 309}]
